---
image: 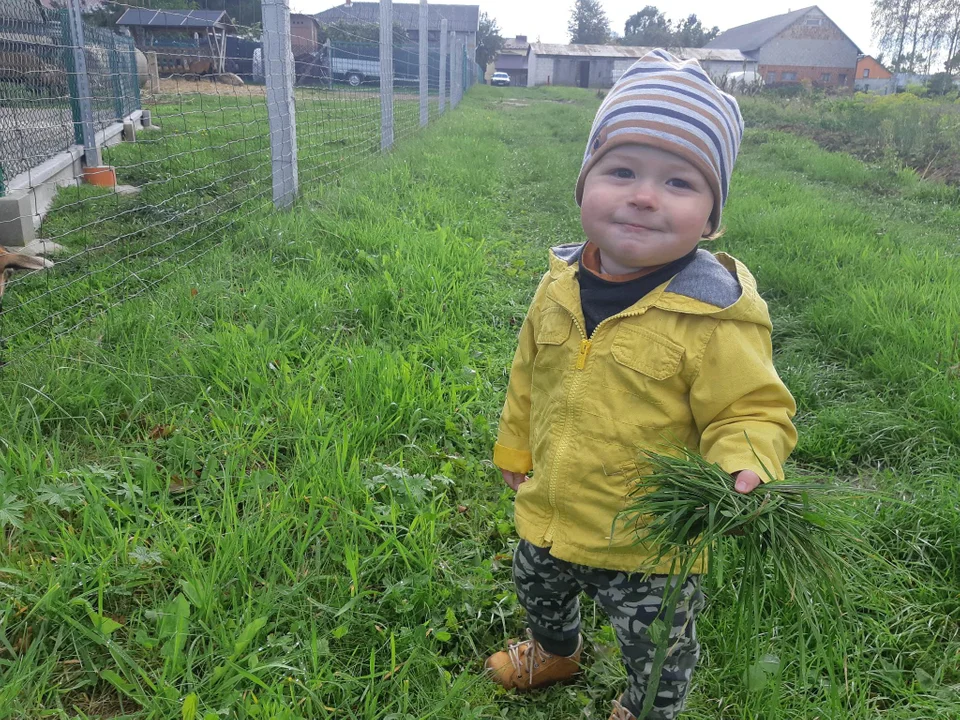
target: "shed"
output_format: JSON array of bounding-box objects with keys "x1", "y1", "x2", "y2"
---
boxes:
[
  {"x1": 491, "y1": 35, "x2": 529, "y2": 85},
  {"x1": 290, "y1": 13, "x2": 321, "y2": 54},
  {"x1": 116, "y1": 9, "x2": 234, "y2": 74},
  {"x1": 526, "y1": 44, "x2": 755, "y2": 89},
  {"x1": 705, "y1": 6, "x2": 860, "y2": 88},
  {"x1": 314, "y1": 2, "x2": 478, "y2": 56}
]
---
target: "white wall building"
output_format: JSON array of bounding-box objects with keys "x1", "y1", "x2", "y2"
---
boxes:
[{"x1": 526, "y1": 44, "x2": 756, "y2": 88}]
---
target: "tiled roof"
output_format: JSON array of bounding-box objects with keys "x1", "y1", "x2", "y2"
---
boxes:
[{"x1": 705, "y1": 6, "x2": 814, "y2": 51}]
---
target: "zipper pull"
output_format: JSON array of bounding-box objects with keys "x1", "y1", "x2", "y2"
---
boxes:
[{"x1": 576, "y1": 339, "x2": 591, "y2": 370}]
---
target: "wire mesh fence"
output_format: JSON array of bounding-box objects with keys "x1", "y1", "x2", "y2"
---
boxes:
[{"x1": 0, "y1": 0, "x2": 483, "y2": 365}]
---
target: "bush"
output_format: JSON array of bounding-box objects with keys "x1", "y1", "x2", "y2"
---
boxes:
[
  {"x1": 738, "y1": 91, "x2": 960, "y2": 183},
  {"x1": 763, "y1": 82, "x2": 808, "y2": 98},
  {"x1": 927, "y1": 72, "x2": 957, "y2": 96}
]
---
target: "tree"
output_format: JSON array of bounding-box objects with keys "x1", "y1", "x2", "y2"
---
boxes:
[
  {"x1": 873, "y1": 0, "x2": 918, "y2": 72},
  {"x1": 927, "y1": 70, "x2": 956, "y2": 91},
  {"x1": 942, "y1": 0, "x2": 960, "y2": 72},
  {"x1": 568, "y1": 0, "x2": 611, "y2": 44},
  {"x1": 622, "y1": 6, "x2": 672, "y2": 46},
  {"x1": 621, "y1": 7, "x2": 719, "y2": 48},
  {"x1": 873, "y1": 0, "x2": 960, "y2": 73},
  {"x1": 476, "y1": 12, "x2": 504, "y2": 69},
  {"x1": 673, "y1": 14, "x2": 720, "y2": 47}
]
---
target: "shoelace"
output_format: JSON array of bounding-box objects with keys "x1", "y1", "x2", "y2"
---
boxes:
[{"x1": 505, "y1": 630, "x2": 552, "y2": 682}]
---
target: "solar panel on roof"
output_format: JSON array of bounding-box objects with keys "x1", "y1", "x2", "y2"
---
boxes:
[{"x1": 116, "y1": 9, "x2": 231, "y2": 28}]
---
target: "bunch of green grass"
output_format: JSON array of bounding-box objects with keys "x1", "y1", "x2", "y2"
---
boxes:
[
  {"x1": 624, "y1": 446, "x2": 864, "y2": 602},
  {"x1": 621, "y1": 445, "x2": 870, "y2": 719}
]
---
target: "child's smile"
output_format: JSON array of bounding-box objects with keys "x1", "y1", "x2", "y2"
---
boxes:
[{"x1": 580, "y1": 144, "x2": 715, "y2": 274}]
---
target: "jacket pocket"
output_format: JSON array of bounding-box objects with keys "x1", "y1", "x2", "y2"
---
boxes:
[
  {"x1": 536, "y1": 306, "x2": 573, "y2": 345},
  {"x1": 609, "y1": 325, "x2": 684, "y2": 380},
  {"x1": 533, "y1": 306, "x2": 574, "y2": 373},
  {"x1": 599, "y1": 326, "x2": 687, "y2": 428}
]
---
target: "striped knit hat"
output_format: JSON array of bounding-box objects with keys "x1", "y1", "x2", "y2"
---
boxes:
[{"x1": 576, "y1": 49, "x2": 744, "y2": 232}]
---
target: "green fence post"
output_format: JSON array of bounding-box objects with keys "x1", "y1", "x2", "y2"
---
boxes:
[
  {"x1": 109, "y1": 32, "x2": 124, "y2": 121},
  {"x1": 59, "y1": 8, "x2": 84, "y2": 145}
]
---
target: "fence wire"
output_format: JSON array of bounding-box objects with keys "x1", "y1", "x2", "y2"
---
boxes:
[{"x1": 0, "y1": 0, "x2": 483, "y2": 365}]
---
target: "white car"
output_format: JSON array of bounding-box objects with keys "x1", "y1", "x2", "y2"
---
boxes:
[{"x1": 491, "y1": 71, "x2": 511, "y2": 87}]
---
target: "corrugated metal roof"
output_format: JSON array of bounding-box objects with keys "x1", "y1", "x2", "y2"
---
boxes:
[
  {"x1": 116, "y1": 9, "x2": 232, "y2": 29},
  {"x1": 315, "y1": 3, "x2": 478, "y2": 33},
  {"x1": 527, "y1": 43, "x2": 750, "y2": 62}
]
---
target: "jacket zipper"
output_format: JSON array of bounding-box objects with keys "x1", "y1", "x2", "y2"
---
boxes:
[{"x1": 542, "y1": 304, "x2": 651, "y2": 545}]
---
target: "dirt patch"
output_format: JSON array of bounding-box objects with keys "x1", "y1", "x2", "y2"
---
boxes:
[
  {"x1": 147, "y1": 77, "x2": 267, "y2": 99},
  {"x1": 773, "y1": 122, "x2": 960, "y2": 187}
]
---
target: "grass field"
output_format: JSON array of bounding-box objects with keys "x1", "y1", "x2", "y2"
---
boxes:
[
  {"x1": 0, "y1": 84, "x2": 424, "y2": 357},
  {"x1": 0, "y1": 85, "x2": 958, "y2": 719}
]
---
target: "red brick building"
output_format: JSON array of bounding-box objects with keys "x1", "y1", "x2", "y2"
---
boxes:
[{"x1": 705, "y1": 6, "x2": 861, "y2": 89}]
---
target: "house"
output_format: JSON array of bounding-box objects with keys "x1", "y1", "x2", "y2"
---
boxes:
[
  {"x1": 855, "y1": 55, "x2": 895, "y2": 94},
  {"x1": 314, "y1": 2, "x2": 479, "y2": 57},
  {"x1": 490, "y1": 35, "x2": 529, "y2": 86},
  {"x1": 525, "y1": 44, "x2": 756, "y2": 89},
  {"x1": 290, "y1": 13, "x2": 321, "y2": 55},
  {"x1": 705, "y1": 6, "x2": 860, "y2": 88}
]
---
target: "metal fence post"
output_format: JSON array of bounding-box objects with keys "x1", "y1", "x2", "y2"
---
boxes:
[
  {"x1": 419, "y1": 0, "x2": 428, "y2": 127},
  {"x1": 262, "y1": 0, "x2": 299, "y2": 208},
  {"x1": 438, "y1": 18, "x2": 447, "y2": 115},
  {"x1": 65, "y1": 0, "x2": 101, "y2": 167},
  {"x1": 453, "y1": 38, "x2": 461, "y2": 108},
  {"x1": 458, "y1": 41, "x2": 464, "y2": 104},
  {"x1": 449, "y1": 31, "x2": 457, "y2": 109},
  {"x1": 379, "y1": 0, "x2": 394, "y2": 151}
]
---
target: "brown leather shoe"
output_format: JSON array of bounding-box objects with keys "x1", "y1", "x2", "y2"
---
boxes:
[
  {"x1": 484, "y1": 630, "x2": 582, "y2": 691},
  {"x1": 608, "y1": 698, "x2": 636, "y2": 720}
]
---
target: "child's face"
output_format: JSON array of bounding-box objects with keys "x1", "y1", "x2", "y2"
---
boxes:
[{"x1": 580, "y1": 144, "x2": 715, "y2": 274}]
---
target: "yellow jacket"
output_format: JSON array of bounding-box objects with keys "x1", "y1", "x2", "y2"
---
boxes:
[{"x1": 494, "y1": 244, "x2": 797, "y2": 573}]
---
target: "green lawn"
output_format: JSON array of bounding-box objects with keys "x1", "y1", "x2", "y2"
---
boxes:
[{"x1": 0, "y1": 85, "x2": 958, "y2": 719}]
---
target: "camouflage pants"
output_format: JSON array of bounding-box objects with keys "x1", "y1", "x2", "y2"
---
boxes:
[{"x1": 513, "y1": 540, "x2": 705, "y2": 720}]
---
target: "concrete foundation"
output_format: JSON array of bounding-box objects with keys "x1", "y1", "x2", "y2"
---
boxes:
[
  {"x1": 5, "y1": 110, "x2": 143, "y2": 233},
  {"x1": 0, "y1": 190, "x2": 36, "y2": 247}
]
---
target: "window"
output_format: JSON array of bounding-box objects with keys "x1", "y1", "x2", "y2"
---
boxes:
[
  {"x1": 863, "y1": 68, "x2": 870, "y2": 78},
  {"x1": 821, "y1": 73, "x2": 832, "y2": 82},
  {"x1": 839, "y1": 73, "x2": 847, "y2": 84},
  {"x1": 805, "y1": 17, "x2": 823, "y2": 26},
  {"x1": 781, "y1": 71, "x2": 797, "y2": 81},
  {"x1": 766, "y1": 71, "x2": 776, "y2": 82}
]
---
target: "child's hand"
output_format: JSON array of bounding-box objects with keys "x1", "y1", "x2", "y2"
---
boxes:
[
  {"x1": 501, "y1": 469, "x2": 528, "y2": 492},
  {"x1": 734, "y1": 469, "x2": 762, "y2": 494}
]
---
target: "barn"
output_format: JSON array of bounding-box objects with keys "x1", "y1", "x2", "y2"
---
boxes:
[{"x1": 525, "y1": 44, "x2": 755, "y2": 89}]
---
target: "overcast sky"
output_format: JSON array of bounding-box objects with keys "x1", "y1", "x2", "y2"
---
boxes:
[{"x1": 292, "y1": 0, "x2": 880, "y2": 56}]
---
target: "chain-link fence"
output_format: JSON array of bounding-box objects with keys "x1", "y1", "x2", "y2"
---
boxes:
[
  {"x1": 0, "y1": 0, "x2": 483, "y2": 364},
  {"x1": 0, "y1": 0, "x2": 139, "y2": 186}
]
